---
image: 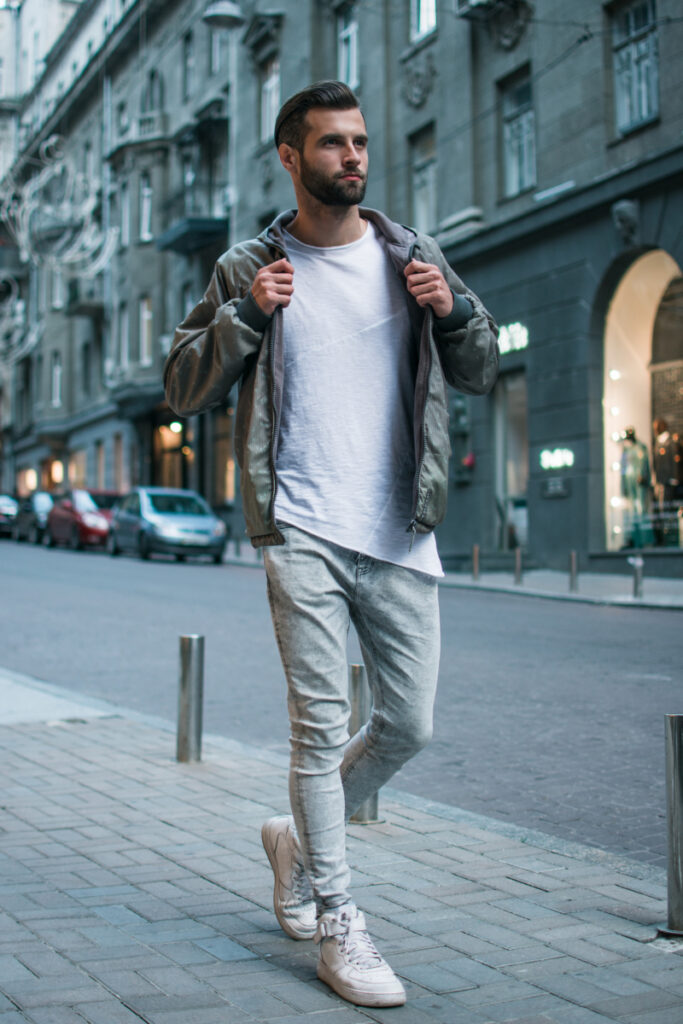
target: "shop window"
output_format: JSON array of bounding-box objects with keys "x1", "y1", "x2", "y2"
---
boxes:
[
  {"x1": 260, "y1": 57, "x2": 280, "y2": 145},
  {"x1": 96, "y1": 440, "x2": 105, "y2": 489},
  {"x1": 500, "y1": 70, "x2": 536, "y2": 198},
  {"x1": 338, "y1": 6, "x2": 359, "y2": 90},
  {"x1": 612, "y1": 0, "x2": 659, "y2": 135},
  {"x1": 410, "y1": 124, "x2": 436, "y2": 234},
  {"x1": 603, "y1": 250, "x2": 681, "y2": 551},
  {"x1": 494, "y1": 372, "x2": 529, "y2": 550},
  {"x1": 68, "y1": 450, "x2": 87, "y2": 487},
  {"x1": 411, "y1": 0, "x2": 436, "y2": 42}
]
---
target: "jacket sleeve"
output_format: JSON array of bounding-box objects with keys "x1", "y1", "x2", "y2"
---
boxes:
[
  {"x1": 163, "y1": 255, "x2": 269, "y2": 417},
  {"x1": 421, "y1": 236, "x2": 500, "y2": 396}
]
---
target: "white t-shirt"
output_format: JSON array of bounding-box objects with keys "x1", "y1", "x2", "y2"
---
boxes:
[{"x1": 273, "y1": 223, "x2": 442, "y2": 577}]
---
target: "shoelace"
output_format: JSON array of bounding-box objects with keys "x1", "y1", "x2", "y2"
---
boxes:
[
  {"x1": 339, "y1": 918, "x2": 384, "y2": 969},
  {"x1": 290, "y1": 860, "x2": 313, "y2": 903}
]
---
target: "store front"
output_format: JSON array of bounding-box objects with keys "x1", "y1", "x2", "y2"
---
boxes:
[{"x1": 603, "y1": 250, "x2": 682, "y2": 552}]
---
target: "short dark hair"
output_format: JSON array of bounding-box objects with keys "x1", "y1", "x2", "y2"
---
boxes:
[{"x1": 274, "y1": 80, "x2": 362, "y2": 150}]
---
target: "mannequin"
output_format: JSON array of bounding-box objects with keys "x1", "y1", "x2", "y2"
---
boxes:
[{"x1": 620, "y1": 427, "x2": 652, "y2": 547}]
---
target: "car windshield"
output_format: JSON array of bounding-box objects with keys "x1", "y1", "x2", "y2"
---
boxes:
[
  {"x1": 73, "y1": 491, "x2": 99, "y2": 512},
  {"x1": 34, "y1": 493, "x2": 53, "y2": 511},
  {"x1": 147, "y1": 493, "x2": 209, "y2": 516},
  {"x1": 89, "y1": 492, "x2": 119, "y2": 510}
]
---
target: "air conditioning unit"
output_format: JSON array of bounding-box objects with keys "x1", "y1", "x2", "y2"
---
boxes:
[{"x1": 456, "y1": 0, "x2": 496, "y2": 18}]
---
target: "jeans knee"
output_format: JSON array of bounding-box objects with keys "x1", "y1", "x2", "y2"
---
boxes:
[{"x1": 368, "y1": 713, "x2": 433, "y2": 761}]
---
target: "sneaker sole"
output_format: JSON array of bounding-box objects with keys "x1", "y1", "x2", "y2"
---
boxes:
[
  {"x1": 261, "y1": 822, "x2": 316, "y2": 941},
  {"x1": 317, "y1": 961, "x2": 407, "y2": 1007}
]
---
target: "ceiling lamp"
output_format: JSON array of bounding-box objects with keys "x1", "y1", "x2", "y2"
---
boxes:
[{"x1": 202, "y1": 2, "x2": 246, "y2": 29}]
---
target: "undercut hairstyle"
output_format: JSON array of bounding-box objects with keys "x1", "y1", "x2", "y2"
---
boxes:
[{"x1": 274, "y1": 80, "x2": 362, "y2": 151}]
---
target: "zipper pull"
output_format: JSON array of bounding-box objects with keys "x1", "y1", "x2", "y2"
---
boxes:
[{"x1": 408, "y1": 520, "x2": 417, "y2": 552}]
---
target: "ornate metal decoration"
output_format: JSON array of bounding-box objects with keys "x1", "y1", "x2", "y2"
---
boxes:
[
  {"x1": 0, "y1": 135, "x2": 118, "y2": 278},
  {"x1": 402, "y1": 52, "x2": 437, "y2": 109},
  {"x1": 0, "y1": 274, "x2": 22, "y2": 341},
  {"x1": 611, "y1": 199, "x2": 640, "y2": 248},
  {"x1": 488, "y1": 1, "x2": 533, "y2": 51}
]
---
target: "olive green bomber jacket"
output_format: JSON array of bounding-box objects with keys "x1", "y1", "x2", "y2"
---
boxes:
[{"x1": 163, "y1": 208, "x2": 499, "y2": 548}]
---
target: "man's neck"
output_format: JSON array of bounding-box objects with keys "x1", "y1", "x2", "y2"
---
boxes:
[{"x1": 286, "y1": 201, "x2": 366, "y2": 248}]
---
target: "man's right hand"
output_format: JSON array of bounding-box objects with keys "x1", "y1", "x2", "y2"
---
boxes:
[{"x1": 250, "y1": 258, "x2": 294, "y2": 316}]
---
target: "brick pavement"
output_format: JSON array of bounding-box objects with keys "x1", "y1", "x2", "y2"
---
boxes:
[{"x1": 0, "y1": 675, "x2": 682, "y2": 1024}]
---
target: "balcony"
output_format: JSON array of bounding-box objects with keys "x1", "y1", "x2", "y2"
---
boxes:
[
  {"x1": 107, "y1": 112, "x2": 170, "y2": 159},
  {"x1": 156, "y1": 182, "x2": 228, "y2": 254}
]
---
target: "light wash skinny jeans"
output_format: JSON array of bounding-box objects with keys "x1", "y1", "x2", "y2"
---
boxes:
[{"x1": 263, "y1": 524, "x2": 440, "y2": 913}]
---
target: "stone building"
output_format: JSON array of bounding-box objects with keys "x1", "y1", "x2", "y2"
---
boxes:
[{"x1": 1, "y1": 0, "x2": 682, "y2": 572}]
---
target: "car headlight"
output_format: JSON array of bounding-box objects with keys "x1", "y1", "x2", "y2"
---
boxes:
[
  {"x1": 153, "y1": 522, "x2": 179, "y2": 538},
  {"x1": 213, "y1": 520, "x2": 227, "y2": 537},
  {"x1": 82, "y1": 512, "x2": 109, "y2": 530}
]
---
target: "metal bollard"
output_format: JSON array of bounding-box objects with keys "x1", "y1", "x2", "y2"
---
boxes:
[
  {"x1": 514, "y1": 546, "x2": 523, "y2": 585},
  {"x1": 177, "y1": 635, "x2": 204, "y2": 763},
  {"x1": 348, "y1": 664, "x2": 380, "y2": 824},
  {"x1": 569, "y1": 550, "x2": 578, "y2": 593},
  {"x1": 659, "y1": 715, "x2": 683, "y2": 936},
  {"x1": 628, "y1": 555, "x2": 644, "y2": 599},
  {"x1": 472, "y1": 543, "x2": 480, "y2": 581}
]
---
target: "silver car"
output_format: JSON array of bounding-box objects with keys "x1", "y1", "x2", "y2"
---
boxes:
[{"x1": 108, "y1": 487, "x2": 227, "y2": 563}]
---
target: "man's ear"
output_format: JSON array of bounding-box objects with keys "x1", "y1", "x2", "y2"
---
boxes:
[{"x1": 278, "y1": 142, "x2": 299, "y2": 175}]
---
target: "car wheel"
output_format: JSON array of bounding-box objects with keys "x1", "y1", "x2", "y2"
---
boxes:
[
  {"x1": 138, "y1": 532, "x2": 150, "y2": 560},
  {"x1": 70, "y1": 526, "x2": 83, "y2": 551},
  {"x1": 107, "y1": 531, "x2": 120, "y2": 557},
  {"x1": 175, "y1": 553, "x2": 186, "y2": 563},
  {"x1": 43, "y1": 527, "x2": 55, "y2": 548},
  {"x1": 213, "y1": 552, "x2": 223, "y2": 564}
]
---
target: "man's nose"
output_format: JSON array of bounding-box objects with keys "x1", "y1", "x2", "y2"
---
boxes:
[{"x1": 342, "y1": 144, "x2": 361, "y2": 163}]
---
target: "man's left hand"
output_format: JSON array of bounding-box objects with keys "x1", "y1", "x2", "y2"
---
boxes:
[{"x1": 404, "y1": 260, "x2": 453, "y2": 319}]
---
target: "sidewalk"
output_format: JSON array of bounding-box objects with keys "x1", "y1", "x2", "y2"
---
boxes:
[
  {"x1": 222, "y1": 542, "x2": 683, "y2": 611},
  {"x1": 1, "y1": 668, "x2": 681, "y2": 1024}
]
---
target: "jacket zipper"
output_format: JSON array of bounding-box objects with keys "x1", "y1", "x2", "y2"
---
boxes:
[
  {"x1": 408, "y1": 242, "x2": 431, "y2": 545},
  {"x1": 267, "y1": 238, "x2": 287, "y2": 534}
]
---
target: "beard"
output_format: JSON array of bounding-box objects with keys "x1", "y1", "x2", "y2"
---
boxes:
[{"x1": 299, "y1": 155, "x2": 367, "y2": 207}]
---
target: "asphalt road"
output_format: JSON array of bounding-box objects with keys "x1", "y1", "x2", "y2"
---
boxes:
[{"x1": 1, "y1": 539, "x2": 679, "y2": 867}]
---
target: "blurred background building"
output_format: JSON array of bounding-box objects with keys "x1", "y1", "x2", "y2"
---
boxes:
[{"x1": 1, "y1": 0, "x2": 681, "y2": 572}]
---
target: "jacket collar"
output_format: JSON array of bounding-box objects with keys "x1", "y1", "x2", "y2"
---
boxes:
[{"x1": 262, "y1": 207, "x2": 418, "y2": 272}]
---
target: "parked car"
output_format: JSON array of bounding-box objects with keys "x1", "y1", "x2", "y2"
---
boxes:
[
  {"x1": 108, "y1": 487, "x2": 227, "y2": 563},
  {"x1": 0, "y1": 494, "x2": 18, "y2": 537},
  {"x1": 44, "y1": 489, "x2": 119, "y2": 550},
  {"x1": 12, "y1": 491, "x2": 55, "y2": 543}
]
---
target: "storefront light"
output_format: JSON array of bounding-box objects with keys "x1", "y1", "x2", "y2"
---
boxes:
[
  {"x1": 498, "y1": 322, "x2": 529, "y2": 355},
  {"x1": 25, "y1": 468, "x2": 37, "y2": 491},
  {"x1": 169, "y1": 421, "x2": 183, "y2": 434},
  {"x1": 609, "y1": 369, "x2": 622, "y2": 381},
  {"x1": 610, "y1": 406, "x2": 620, "y2": 416},
  {"x1": 540, "y1": 447, "x2": 575, "y2": 470},
  {"x1": 610, "y1": 496, "x2": 623, "y2": 508},
  {"x1": 51, "y1": 461, "x2": 64, "y2": 484},
  {"x1": 612, "y1": 461, "x2": 621, "y2": 472},
  {"x1": 611, "y1": 431, "x2": 622, "y2": 442}
]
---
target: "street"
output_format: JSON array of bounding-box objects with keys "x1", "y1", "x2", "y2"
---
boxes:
[{"x1": 1, "y1": 540, "x2": 679, "y2": 868}]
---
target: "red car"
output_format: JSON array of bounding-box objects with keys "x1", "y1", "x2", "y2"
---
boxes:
[{"x1": 44, "y1": 489, "x2": 120, "y2": 550}]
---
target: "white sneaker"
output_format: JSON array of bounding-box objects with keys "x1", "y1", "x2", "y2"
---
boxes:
[
  {"x1": 261, "y1": 816, "x2": 316, "y2": 940},
  {"x1": 315, "y1": 905, "x2": 406, "y2": 1007}
]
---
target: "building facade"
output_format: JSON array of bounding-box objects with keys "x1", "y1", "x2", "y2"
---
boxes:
[{"x1": 1, "y1": 0, "x2": 681, "y2": 571}]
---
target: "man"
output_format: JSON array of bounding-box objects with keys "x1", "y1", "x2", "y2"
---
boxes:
[{"x1": 164, "y1": 81, "x2": 498, "y2": 1008}]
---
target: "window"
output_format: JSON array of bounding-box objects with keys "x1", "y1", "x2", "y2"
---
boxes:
[
  {"x1": 119, "y1": 302, "x2": 129, "y2": 369},
  {"x1": 612, "y1": 0, "x2": 659, "y2": 134},
  {"x1": 51, "y1": 269, "x2": 64, "y2": 310},
  {"x1": 260, "y1": 57, "x2": 280, "y2": 145},
  {"x1": 81, "y1": 342, "x2": 91, "y2": 396},
  {"x1": 96, "y1": 440, "x2": 105, "y2": 489},
  {"x1": 182, "y1": 32, "x2": 194, "y2": 101},
  {"x1": 141, "y1": 70, "x2": 163, "y2": 114},
  {"x1": 116, "y1": 101, "x2": 129, "y2": 136},
  {"x1": 120, "y1": 180, "x2": 130, "y2": 247},
  {"x1": 139, "y1": 171, "x2": 153, "y2": 241},
  {"x1": 50, "y1": 352, "x2": 62, "y2": 408},
  {"x1": 209, "y1": 28, "x2": 223, "y2": 76},
  {"x1": 500, "y1": 72, "x2": 536, "y2": 197},
  {"x1": 410, "y1": 124, "x2": 437, "y2": 234},
  {"x1": 338, "y1": 7, "x2": 359, "y2": 89},
  {"x1": 139, "y1": 296, "x2": 153, "y2": 366},
  {"x1": 411, "y1": 0, "x2": 436, "y2": 42}
]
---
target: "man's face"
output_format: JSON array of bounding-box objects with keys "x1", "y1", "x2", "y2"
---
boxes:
[{"x1": 295, "y1": 107, "x2": 368, "y2": 207}]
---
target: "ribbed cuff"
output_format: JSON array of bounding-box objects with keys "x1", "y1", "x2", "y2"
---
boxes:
[
  {"x1": 435, "y1": 291, "x2": 473, "y2": 332},
  {"x1": 236, "y1": 291, "x2": 273, "y2": 333}
]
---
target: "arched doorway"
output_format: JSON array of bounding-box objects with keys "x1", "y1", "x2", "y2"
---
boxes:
[{"x1": 603, "y1": 250, "x2": 682, "y2": 550}]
